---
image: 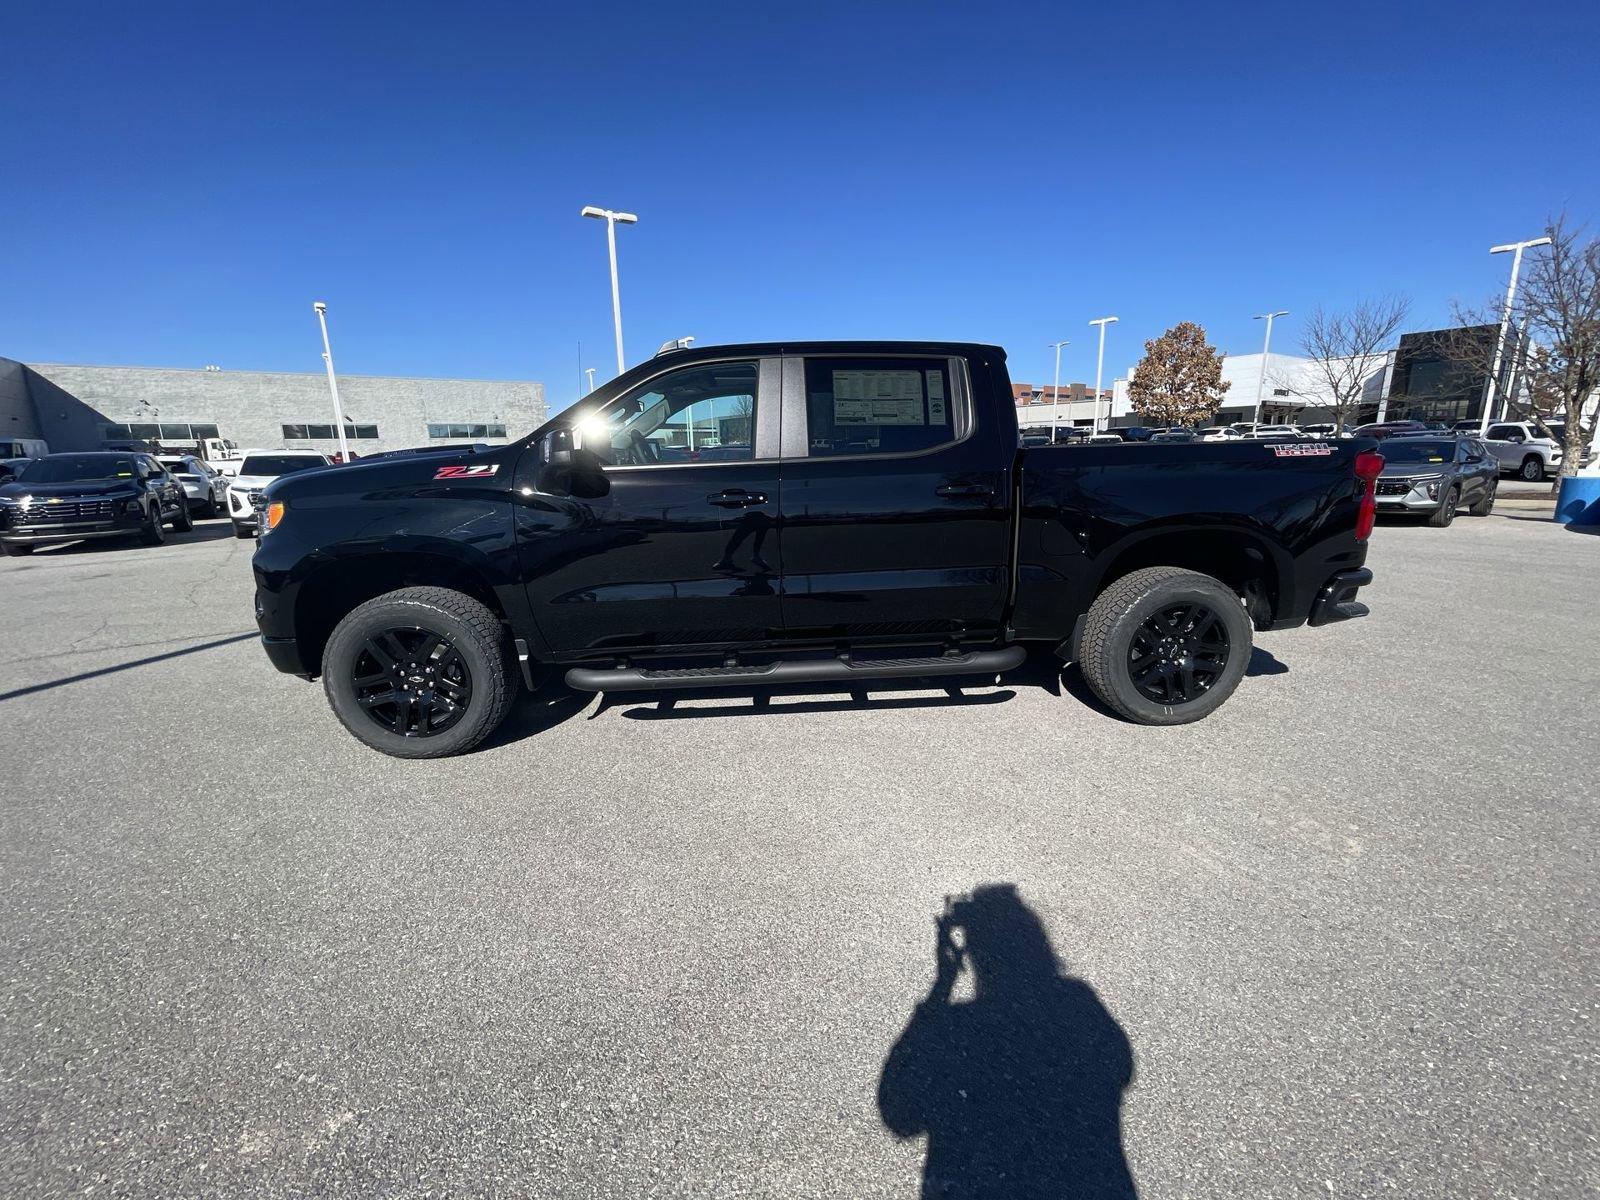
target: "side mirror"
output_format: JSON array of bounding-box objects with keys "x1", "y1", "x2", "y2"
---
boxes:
[
  {"x1": 538, "y1": 428, "x2": 609, "y2": 500},
  {"x1": 542, "y1": 428, "x2": 573, "y2": 466}
]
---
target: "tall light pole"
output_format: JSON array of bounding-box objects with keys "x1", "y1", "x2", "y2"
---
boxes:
[
  {"x1": 1479, "y1": 235, "x2": 1552, "y2": 436},
  {"x1": 580, "y1": 206, "x2": 638, "y2": 376},
  {"x1": 311, "y1": 302, "x2": 351, "y2": 463},
  {"x1": 584, "y1": 367, "x2": 596, "y2": 395},
  {"x1": 1048, "y1": 341, "x2": 1069, "y2": 438},
  {"x1": 1089, "y1": 317, "x2": 1118, "y2": 431},
  {"x1": 1251, "y1": 311, "x2": 1289, "y2": 427}
]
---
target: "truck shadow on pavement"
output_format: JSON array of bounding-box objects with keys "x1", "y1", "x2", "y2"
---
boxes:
[
  {"x1": 480, "y1": 645, "x2": 1291, "y2": 744},
  {"x1": 879, "y1": 883, "x2": 1138, "y2": 1199}
]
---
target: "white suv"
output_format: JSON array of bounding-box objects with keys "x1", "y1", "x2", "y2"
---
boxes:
[
  {"x1": 1484, "y1": 422, "x2": 1563, "y2": 482},
  {"x1": 227, "y1": 450, "x2": 333, "y2": 538}
]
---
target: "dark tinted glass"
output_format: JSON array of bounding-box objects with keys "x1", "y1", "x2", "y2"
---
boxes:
[
  {"x1": 1379, "y1": 440, "x2": 1453, "y2": 463},
  {"x1": 240, "y1": 455, "x2": 326, "y2": 476},
  {"x1": 19, "y1": 456, "x2": 139, "y2": 482},
  {"x1": 803, "y1": 357, "x2": 956, "y2": 457}
]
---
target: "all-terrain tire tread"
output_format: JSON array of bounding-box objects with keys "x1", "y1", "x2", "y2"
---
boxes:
[{"x1": 1079, "y1": 566, "x2": 1215, "y2": 722}]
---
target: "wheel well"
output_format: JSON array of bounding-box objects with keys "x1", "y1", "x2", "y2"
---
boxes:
[
  {"x1": 1097, "y1": 529, "x2": 1279, "y2": 628},
  {"x1": 293, "y1": 553, "x2": 507, "y2": 675}
]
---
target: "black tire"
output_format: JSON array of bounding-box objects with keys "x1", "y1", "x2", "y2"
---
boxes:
[
  {"x1": 1469, "y1": 482, "x2": 1496, "y2": 516},
  {"x1": 322, "y1": 586, "x2": 516, "y2": 758},
  {"x1": 138, "y1": 503, "x2": 166, "y2": 545},
  {"x1": 1427, "y1": 484, "x2": 1459, "y2": 527},
  {"x1": 232, "y1": 523, "x2": 254, "y2": 540},
  {"x1": 3, "y1": 542, "x2": 35, "y2": 557},
  {"x1": 1078, "y1": 566, "x2": 1253, "y2": 725},
  {"x1": 172, "y1": 500, "x2": 194, "y2": 532},
  {"x1": 1519, "y1": 455, "x2": 1544, "y2": 482}
]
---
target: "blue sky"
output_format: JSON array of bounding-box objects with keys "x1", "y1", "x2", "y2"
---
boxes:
[{"x1": 3, "y1": 1, "x2": 1596, "y2": 412}]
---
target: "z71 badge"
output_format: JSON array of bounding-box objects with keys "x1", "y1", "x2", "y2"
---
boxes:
[
  {"x1": 1269, "y1": 443, "x2": 1334, "y2": 457},
  {"x1": 433, "y1": 464, "x2": 500, "y2": 479}
]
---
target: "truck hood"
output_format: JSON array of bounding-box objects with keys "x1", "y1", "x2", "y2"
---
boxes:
[
  {"x1": 228, "y1": 474, "x2": 280, "y2": 490},
  {"x1": 0, "y1": 479, "x2": 140, "y2": 502},
  {"x1": 1378, "y1": 463, "x2": 1449, "y2": 477}
]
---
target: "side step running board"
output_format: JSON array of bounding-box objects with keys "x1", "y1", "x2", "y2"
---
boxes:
[{"x1": 564, "y1": 644, "x2": 1028, "y2": 693}]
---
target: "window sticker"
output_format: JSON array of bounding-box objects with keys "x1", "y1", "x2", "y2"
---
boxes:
[
  {"x1": 833, "y1": 370, "x2": 925, "y2": 426},
  {"x1": 926, "y1": 370, "x2": 947, "y2": 424}
]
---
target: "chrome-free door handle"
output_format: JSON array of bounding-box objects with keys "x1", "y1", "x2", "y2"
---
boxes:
[
  {"x1": 935, "y1": 483, "x2": 993, "y2": 498},
  {"x1": 706, "y1": 489, "x2": 768, "y2": 508}
]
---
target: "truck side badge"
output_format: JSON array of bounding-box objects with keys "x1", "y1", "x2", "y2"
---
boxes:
[
  {"x1": 434, "y1": 464, "x2": 499, "y2": 479},
  {"x1": 1269, "y1": 443, "x2": 1334, "y2": 457}
]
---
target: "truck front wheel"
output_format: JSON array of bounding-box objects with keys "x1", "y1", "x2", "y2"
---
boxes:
[
  {"x1": 322, "y1": 586, "x2": 517, "y2": 758},
  {"x1": 1078, "y1": 566, "x2": 1254, "y2": 725}
]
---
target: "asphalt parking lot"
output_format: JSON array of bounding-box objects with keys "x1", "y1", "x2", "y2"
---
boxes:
[{"x1": 3, "y1": 507, "x2": 1597, "y2": 1198}]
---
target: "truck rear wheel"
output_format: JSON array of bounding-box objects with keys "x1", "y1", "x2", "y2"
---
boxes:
[
  {"x1": 1078, "y1": 566, "x2": 1253, "y2": 725},
  {"x1": 322, "y1": 586, "x2": 516, "y2": 758}
]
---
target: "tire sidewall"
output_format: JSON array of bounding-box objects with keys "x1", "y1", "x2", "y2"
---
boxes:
[
  {"x1": 323, "y1": 596, "x2": 507, "y2": 757},
  {"x1": 141, "y1": 502, "x2": 166, "y2": 544},
  {"x1": 1097, "y1": 578, "x2": 1253, "y2": 725},
  {"x1": 1521, "y1": 456, "x2": 1542, "y2": 481}
]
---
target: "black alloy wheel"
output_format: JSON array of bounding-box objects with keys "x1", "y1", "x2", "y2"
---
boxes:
[
  {"x1": 1078, "y1": 566, "x2": 1254, "y2": 725},
  {"x1": 350, "y1": 628, "x2": 474, "y2": 738},
  {"x1": 1127, "y1": 602, "x2": 1231, "y2": 705}
]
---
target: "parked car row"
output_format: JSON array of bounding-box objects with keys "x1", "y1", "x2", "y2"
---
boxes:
[
  {"x1": 0, "y1": 447, "x2": 343, "y2": 555},
  {"x1": 0, "y1": 451, "x2": 195, "y2": 555},
  {"x1": 1021, "y1": 418, "x2": 1583, "y2": 482}
]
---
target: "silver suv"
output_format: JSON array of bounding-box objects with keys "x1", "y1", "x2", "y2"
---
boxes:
[{"x1": 1484, "y1": 422, "x2": 1563, "y2": 481}]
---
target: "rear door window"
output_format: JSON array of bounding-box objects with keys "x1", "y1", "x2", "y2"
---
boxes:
[{"x1": 800, "y1": 357, "x2": 962, "y2": 458}]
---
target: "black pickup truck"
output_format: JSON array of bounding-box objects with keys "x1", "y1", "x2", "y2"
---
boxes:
[{"x1": 252, "y1": 341, "x2": 1382, "y2": 757}]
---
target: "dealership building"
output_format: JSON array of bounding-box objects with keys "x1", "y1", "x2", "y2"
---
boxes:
[{"x1": 0, "y1": 356, "x2": 545, "y2": 458}]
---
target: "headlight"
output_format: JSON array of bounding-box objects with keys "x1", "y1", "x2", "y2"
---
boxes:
[
  {"x1": 262, "y1": 500, "x2": 285, "y2": 532},
  {"x1": 1425, "y1": 480, "x2": 1442, "y2": 499},
  {"x1": 123, "y1": 498, "x2": 143, "y2": 514}
]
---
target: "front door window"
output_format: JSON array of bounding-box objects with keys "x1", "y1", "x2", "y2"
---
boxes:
[{"x1": 582, "y1": 362, "x2": 758, "y2": 467}]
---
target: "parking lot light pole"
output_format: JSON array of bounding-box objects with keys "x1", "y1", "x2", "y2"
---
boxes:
[
  {"x1": 312, "y1": 302, "x2": 352, "y2": 463},
  {"x1": 1089, "y1": 317, "x2": 1118, "y2": 432},
  {"x1": 1479, "y1": 236, "x2": 1553, "y2": 438},
  {"x1": 1049, "y1": 341, "x2": 1069, "y2": 437},
  {"x1": 1251, "y1": 311, "x2": 1289, "y2": 427},
  {"x1": 580, "y1": 206, "x2": 638, "y2": 376}
]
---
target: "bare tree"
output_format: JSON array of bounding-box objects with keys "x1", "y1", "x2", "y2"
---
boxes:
[
  {"x1": 1298, "y1": 296, "x2": 1410, "y2": 432},
  {"x1": 1450, "y1": 214, "x2": 1600, "y2": 493}
]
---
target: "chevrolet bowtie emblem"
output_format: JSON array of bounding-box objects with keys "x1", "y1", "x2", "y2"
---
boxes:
[{"x1": 48, "y1": 497, "x2": 61, "y2": 503}]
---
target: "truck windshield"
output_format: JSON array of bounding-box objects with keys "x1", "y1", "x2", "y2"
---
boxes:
[
  {"x1": 18, "y1": 456, "x2": 139, "y2": 482},
  {"x1": 1380, "y1": 440, "x2": 1453, "y2": 463},
  {"x1": 240, "y1": 456, "x2": 327, "y2": 476}
]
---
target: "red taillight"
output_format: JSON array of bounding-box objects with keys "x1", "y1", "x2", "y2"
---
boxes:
[{"x1": 1353, "y1": 450, "x2": 1384, "y2": 540}]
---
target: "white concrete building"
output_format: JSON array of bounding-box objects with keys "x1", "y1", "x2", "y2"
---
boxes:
[{"x1": 1108, "y1": 351, "x2": 1394, "y2": 428}]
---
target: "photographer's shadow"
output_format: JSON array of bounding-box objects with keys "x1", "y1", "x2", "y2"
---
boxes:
[{"x1": 878, "y1": 884, "x2": 1137, "y2": 1199}]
